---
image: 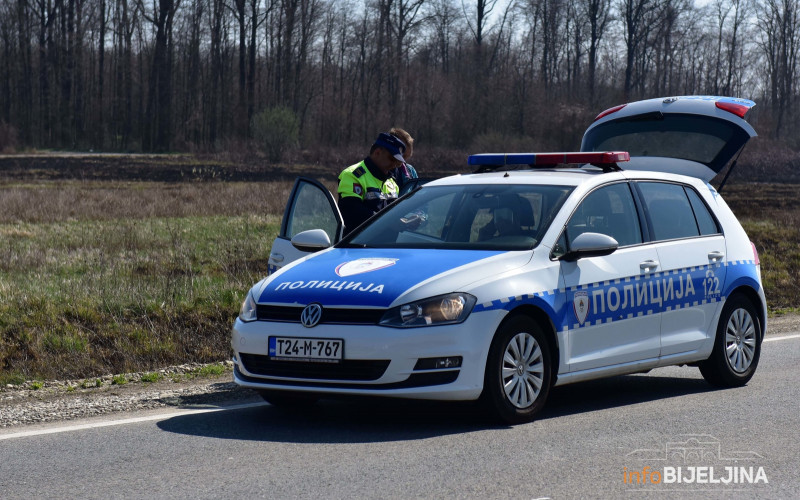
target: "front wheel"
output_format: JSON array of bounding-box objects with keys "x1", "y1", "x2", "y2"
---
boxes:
[
  {"x1": 481, "y1": 316, "x2": 552, "y2": 424},
  {"x1": 699, "y1": 295, "x2": 761, "y2": 387}
]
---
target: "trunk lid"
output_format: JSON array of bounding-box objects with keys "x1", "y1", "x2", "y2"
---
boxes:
[{"x1": 581, "y1": 96, "x2": 757, "y2": 182}]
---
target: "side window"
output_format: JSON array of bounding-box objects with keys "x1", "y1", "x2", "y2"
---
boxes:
[
  {"x1": 565, "y1": 183, "x2": 642, "y2": 248},
  {"x1": 686, "y1": 187, "x2": 720, "y2": 235},
  {"x1": 284, "y1": 182, "x2": 339, "y2": 241},
  {"x1": 638, "y1": 182, "x2": 700, "y2": 241}
]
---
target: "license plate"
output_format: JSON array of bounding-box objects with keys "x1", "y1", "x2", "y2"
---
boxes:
[{"x1": 269, "y1": 337, "x2": 344, "y2": 363}]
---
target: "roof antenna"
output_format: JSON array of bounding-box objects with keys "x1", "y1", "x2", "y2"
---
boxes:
[{"x1": 717, "y1": 145, "x2": 746, "y2": 194}]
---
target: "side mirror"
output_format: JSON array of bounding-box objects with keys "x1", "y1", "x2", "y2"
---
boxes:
[
  {"x1": 291, "y1": 229, "x2": 332, "y2": 252},
  {"x1": 561, "y1": 232, "x2": 619, "y2": 262}
]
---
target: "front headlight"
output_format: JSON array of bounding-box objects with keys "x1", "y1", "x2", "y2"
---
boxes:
[
  {"x1": 239, "y1": 291, "x2": 258, "y2": 322},
  {"x1": 379, "y1": 293, "x2": 477, "y2": 328}
]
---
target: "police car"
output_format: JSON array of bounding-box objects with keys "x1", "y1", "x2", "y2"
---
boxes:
[{"x1": 234, "y1": 96, "x2": 766, "y2": 423}]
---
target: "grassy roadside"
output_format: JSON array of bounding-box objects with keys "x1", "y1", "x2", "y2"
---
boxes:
[
  {"x1": 723, "y1": 183, "x2": 800, "y2": 314},
  {"x1": 742, "y1": 219, "x2": 800, "y2": 313},
  {"x1": 0, "y1": 214, "x2": 279, "y2": 383}
]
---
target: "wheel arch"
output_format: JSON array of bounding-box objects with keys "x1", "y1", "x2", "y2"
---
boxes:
[
  {"x1": 726, "y1": 284, "x2": 766, "y2": 341},
  {"x1": 500, "y1": 304, "x2": 561, "y2": 384}
]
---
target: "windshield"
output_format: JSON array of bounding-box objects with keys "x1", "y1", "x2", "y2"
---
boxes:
[{"x1": 341, "y1": 184, "x2": 573, "y2": 250}]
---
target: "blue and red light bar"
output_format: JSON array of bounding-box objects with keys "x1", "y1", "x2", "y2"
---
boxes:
[{"x1": 468, "y1": 151, "x2": 630, "y2": 166}]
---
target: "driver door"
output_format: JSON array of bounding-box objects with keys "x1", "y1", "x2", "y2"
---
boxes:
[{"x1": 268, "y1": 177, "x2": 343, "y2": 274}]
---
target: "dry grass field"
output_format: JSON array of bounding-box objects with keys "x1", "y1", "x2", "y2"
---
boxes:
[
  {"x1": 0, "y1": 155, "x2": 797, "y2": 383},
  {"x1": 722, "y1": 183, "x2": 800, "y2": 312}
]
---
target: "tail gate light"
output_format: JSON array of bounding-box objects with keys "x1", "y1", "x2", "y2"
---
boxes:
[
  {"x1": 716, "y1": 101, "x2": 750, "y2": 118},
  {"x1": 594, "y1": 104, "x2": 627, "y2": 121}
]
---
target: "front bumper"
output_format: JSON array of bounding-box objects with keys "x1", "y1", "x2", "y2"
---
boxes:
[{"x1": 231, "y1": 309, "x2": 506, "y2": 401}]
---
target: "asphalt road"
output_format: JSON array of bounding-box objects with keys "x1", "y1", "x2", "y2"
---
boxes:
[{"x1": 1, "y1": 334, "x2": 798, "y2": 500}]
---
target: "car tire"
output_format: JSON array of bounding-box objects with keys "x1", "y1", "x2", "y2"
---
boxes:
[
  {"x1": 481, "y1": 315, "x2": 552, "y2": 424},
  {"x1": 257, "y1": 390, "x2": 318, "y2": 408},
  {"x1": 699, "y1": 294, "x2": 761, "y2": 387}
]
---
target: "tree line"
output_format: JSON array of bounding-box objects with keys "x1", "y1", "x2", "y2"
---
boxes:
[{"x1": 0, "y1": 0, "x2": 798, "y2": 154}]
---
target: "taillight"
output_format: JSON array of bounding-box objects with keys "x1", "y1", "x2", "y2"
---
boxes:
[
  {"x1": 751, "y1": 241, "x2": 760, "y2": 266},
  {"x1": 594, "y1": 104, "x2": 626, "y2": 121},
  {"x1": 716, "y1": 101, "x2": 750, "y2": 118}
]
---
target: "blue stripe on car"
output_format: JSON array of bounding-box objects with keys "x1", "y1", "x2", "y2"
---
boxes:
[
  {"x1": 475, "y1": 261, "x2": 759, "y2": 332},
  {"x1": 259, "y1": 248, "x2": 504, "y2": 308}
]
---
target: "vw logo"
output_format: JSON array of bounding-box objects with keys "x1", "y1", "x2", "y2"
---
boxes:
[{"x1": 300, "y1": 303, "x2": 323, "y2": 328}]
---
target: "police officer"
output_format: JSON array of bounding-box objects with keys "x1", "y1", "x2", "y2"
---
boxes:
[
  {"x1": 387, "y1": 127, "x2": 418, "y2": 188},
  {"x1": 338, "y1": 132, "x2": 407, "y2": 235}
]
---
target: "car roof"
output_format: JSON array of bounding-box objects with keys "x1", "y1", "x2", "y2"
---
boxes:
[
  {"x1": 423, "y1": 166, "x2": 712, "y2": 192},
  {"x1": 426, "y1": 169, "x2": 616, "y2": 188}
]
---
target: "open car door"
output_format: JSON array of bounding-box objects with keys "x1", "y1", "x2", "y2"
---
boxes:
[
  {"x1": 268, "y1": 177, "x2": 343, "y2": 275},
  {"x1": 398, "y1": 177, "x2": 436, "y2": 196},
  {"x1": 581, "y1": 96, "x2": 757, "y2": 182}
]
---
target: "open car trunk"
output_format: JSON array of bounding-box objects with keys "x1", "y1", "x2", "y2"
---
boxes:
[{"x1": 581, "y1": 96, "x2": 757, "y2": 182}]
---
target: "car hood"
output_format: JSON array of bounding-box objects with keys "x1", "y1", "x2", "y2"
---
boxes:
[
  {"x1": 582, "y1": 96, "x2": 757, "y2": 182},
  {"x1": 257, "y1": 247, "x2": 530, "y2": 308}
]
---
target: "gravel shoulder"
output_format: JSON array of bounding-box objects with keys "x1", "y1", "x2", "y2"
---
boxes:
[
  {"x1": 765, "y1": 312, "x2": 800, "y2": 336},
  {"x1": 2, "y1": 313, "x2": 797, "y2": 429},
  {"x1": 0, "y1": 362, "x2": 259, "y2": 428}
]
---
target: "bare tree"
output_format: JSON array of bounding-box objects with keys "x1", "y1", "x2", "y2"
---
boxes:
[
  {"x1": 17, "y1": 0, "x2": 34, "y2": 144},
  {"x1": 207, "y1": 0, "x2": 225, "y2": 146},
  {"x1": 138, "y1": 0, "x2": 182, "y2": 152},
  {"x1": 756, "y1": 0, "x2": 800, "y2": 138},
  {"x1": 619, "y1": 0, "x2": 660, "y2": 99},
  {"x1": 582, "y1": 0, "x2": 611, "y2": 103}
]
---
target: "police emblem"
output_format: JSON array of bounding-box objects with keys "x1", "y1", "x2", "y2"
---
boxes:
[
  {"x1": 335, "y1": 258, "x2": 397, "y2": 277},
  {"x1": 353, "y1": 183, "x2": 363, "y2": 196},
  {"x1": 573, "y1": 291, "x2": 589, "y2": 326}
]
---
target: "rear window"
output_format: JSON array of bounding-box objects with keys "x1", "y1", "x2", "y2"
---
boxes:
[{"x1": 583, "y1": 113, "x2": 741, "y2": 166}]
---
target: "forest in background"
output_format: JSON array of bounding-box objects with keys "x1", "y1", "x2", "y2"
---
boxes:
[{"x1": 0, "y1": 0, "x2": 798, "y2": 156}]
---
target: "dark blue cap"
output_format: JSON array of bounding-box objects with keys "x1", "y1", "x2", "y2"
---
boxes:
[{"x1": 374, "y1": 133, "x2": 407, "y2": 163}]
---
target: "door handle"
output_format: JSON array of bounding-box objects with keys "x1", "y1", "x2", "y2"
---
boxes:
[
  {"x1": 269, "y1": 253, "x2": 284, "y2": 263},
  {"x1": 708, "y1": 251, "x2": 725, "y2": 263},
  {"x1": 640, "y1": 260, "x2": 659, "y2": 272}
]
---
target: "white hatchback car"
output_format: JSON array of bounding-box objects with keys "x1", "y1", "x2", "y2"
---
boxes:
[{"x1": 233, "y1": 96, "x2": 766, "y2": 423}]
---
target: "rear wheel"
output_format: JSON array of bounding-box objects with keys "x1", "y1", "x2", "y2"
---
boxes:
[
  {"x1": 257, "y1": 390, "x2": 318, "y2": 409},
  {"x1": 482, "y1": 315, "x2": 552, "y2": 424},
  {"x1": 699, "y1": 295, "x2": 761, "y2": 387}
]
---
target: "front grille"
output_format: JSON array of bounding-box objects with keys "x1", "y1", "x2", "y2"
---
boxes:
[
  {"x1": 235, "y1": 365, "x2": 459, "y2": 390},
  {"x1": 256, "y1": 305, "x2": 385, "y2": 325},
  {"x1": 239, "y1": 353, "x2": 390, "y2": 381}
]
